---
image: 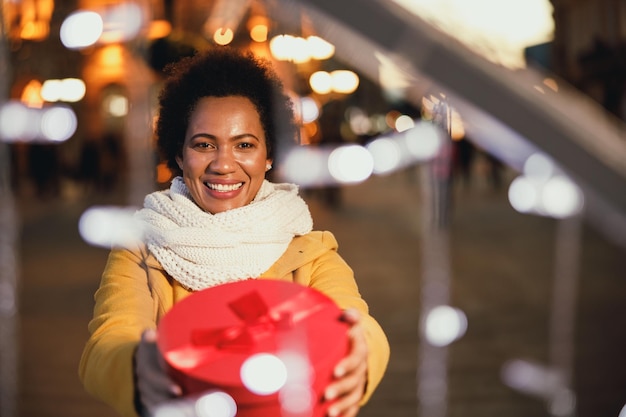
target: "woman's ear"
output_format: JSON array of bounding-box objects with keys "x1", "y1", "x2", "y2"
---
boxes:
[
  {"x1": 265, "y1": 159, "x2": 273, "y2": 171},
  {"x1": 175, "y1": 156, "x2": 183, "y2": 171}
]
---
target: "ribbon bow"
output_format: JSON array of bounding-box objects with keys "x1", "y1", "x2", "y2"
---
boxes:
[{"x1": 164, "y1": 288, "x2": 326, "y2": 371}]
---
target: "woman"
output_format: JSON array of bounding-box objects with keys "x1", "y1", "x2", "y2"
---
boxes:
[{"x1": 79, "y1": 47, "x2": 389, "y2": 417}]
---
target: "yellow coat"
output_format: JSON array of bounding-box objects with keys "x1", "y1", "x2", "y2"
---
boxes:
[{"x1": 79, "y1": 231, "x2": 390, "y2": 417}]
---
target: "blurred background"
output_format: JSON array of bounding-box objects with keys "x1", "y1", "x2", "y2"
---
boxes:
[{"x1": 0, "y1": 0, "x2": 625, "y2": 417}]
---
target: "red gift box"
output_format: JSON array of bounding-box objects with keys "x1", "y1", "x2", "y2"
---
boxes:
[{"x1": 157, "y1": 279, "x2": 350, "y2": 417}]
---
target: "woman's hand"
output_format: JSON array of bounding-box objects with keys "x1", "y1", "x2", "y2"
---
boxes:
[
  {"x1": 324, "y1": 309, "x2": 369, "y2": 417},
  {"x1": 134, "y1": 329, "x2": 182, "y2": 416}
]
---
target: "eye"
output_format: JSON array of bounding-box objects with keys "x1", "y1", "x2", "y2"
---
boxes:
[
  {"x1": 237, "y1": 141, "x2": 256, "y2": 150},
  {"x1": 194, "y1": 142, "x2": 214, "y2": 149}
]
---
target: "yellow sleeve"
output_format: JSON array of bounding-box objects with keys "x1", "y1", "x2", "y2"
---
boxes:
[
  {"x1": 303, "y1": 231, "x2": 390, "y2": 404},
  {"x1": 78, "y1": 247, "x2": 159, "y2": 417}
]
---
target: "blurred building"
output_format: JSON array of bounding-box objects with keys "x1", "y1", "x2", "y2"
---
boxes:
[
  {"x1": 2, "y1": 0, "x2": 625, "y2": 199},
  {"x1": 549, "y1": 0, "x2": 626, "y2": 120}
]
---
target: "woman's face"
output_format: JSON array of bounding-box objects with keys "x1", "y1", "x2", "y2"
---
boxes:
[{"x1": 176, "y1": 96, "x2": 271, "y2": 214}]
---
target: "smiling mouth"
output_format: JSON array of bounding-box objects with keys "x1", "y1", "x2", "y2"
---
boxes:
[{"x1": 204, "y1": 182, "x2": 243, "y2": 192}]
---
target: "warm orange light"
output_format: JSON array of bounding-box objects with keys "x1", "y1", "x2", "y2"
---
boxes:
[
  {"x1": 20, "y1": 21, "x2": 49, "y2": 40},
  {"x1": 98, "y1": 45, "x2": 125, "y2": 67},
  {"x1": 147, "y1": 19, "x2": 172, "y2": 40},
  {"x1": 250, "y1": 24, "x2": 268, "y2": 42},
  {"x1": 19, "y1": 0, "x2": 53, "y2": 40},
  {"x1": 21, "y1": 79, "x2": 44, "y2": 108}
]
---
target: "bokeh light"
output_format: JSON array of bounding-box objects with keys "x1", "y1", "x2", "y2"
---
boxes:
[
  {"x1": 79, "y1": 206, "x2": 144, "y2": 248},
  {"x1": 524, "y1": 152, "x2": 554, "y2": 181},
  {"x1": 40, "y1": 106, "x2": 77, "y2": 142},
  {"x1": 103, "y1": 94, "x2": 129, "y2": 118},
  {"x1": 0, "y1": 102, "x2": 76, "y2": 143},
  {"x1": 278, "y1": 351, "x2": 313, "y2": 414},
  {"x1": 299, "y1": 96, "x2": 320, "y2": 123},
  {"x1": 250, "y1": 24, "x2": 268, "y2": 42},
  {"x1": 60, "y1": 11, "x2": 103, "y2": 49},
  {"x1": 40, "y1": 78, "x2": 86, "y2": 103},
  {"x1": 509, "y1": 154, "x2": 584, "y2": 218},
  {"x1": 240, "y1": 353, "x2": 288, "y2": 395},
  {"x1": 269, "y1": 34, "x2": 334, "y2": 62},
  {"x1": 404, "y1": 122, "x2": 443, "y2": 160},
  {"x1": 99, "y1": 2, "x2": 144, "y2": 44},
  {"x1": 501, "y1": 359, "x2": 564, "y2": 398},
  {"x1": 331, "y1": 70, "x2": 359, "y2": 94},
  {"x1": 309, "y1": 71, "x2": 333, "y2": 94},
  {"x1": 367, "y1": 137, "x2": 402, "y2": 174},
  {"x1": 0, "y1": 101, "x2": 39, "y2": 142},
  {"x1": 328, "y1": 145, "x2": 374, "y2": 184},
  {"x1": 423, "y1": 305, "x2": 468, "y2": 347},
  {"x1": 307, "y1": 35, "x2": 335, "y2": 60},
  {"x1": 214, "y1": 27, "x2": 234, "y2": 45},
  {"x1": 395, "y1": 115, "x2": 415, "y2": 132},
  {"x1": 508, "y1": 176, "x2": 538, "y2": 213},
  {"x1": 195, "y1": 391, "x2": 237, "y2": 417},
  {"x1": 281, "y1": 146, "x2": 328, "y2": 186},
  {"x1": 541, "y1": 176, "x2": 584, "y2": 218}
]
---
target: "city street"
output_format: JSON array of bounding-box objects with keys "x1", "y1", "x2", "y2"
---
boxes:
[{"x1": 13, "y1": 162, "x2": 626, "y2": 417}]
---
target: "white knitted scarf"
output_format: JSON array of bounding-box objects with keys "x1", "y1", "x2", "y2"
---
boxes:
[{"x1": 135, "y1": 177, "x2": 313, "y2": 291}]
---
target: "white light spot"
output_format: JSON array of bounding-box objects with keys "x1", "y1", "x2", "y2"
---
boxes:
[
  {"x1": 153, "y1": 403, "x2": 188, "y2": 417},
  {"x1": 214, "y1": 27, "x2": 234, "y2": 45},
  {"x1": 367, "y1": 137, "x2": 401, "y2": 174},
  {"x1": 404, "y1": 123, "x2": 442, "y2": 160},
  {"x1": 104, "y1": 94, "x2": 129, "y2": 117},
  {"x1": 424, "y1": 305, "x2": 468, "y2": 347},
  {"x1": 40, "y1": 79, "x2": 63, "y2": 102},
  {"x1": 79, "y1": 206, "x2": 144, "y2": 248},
  {"x1": 60, "y1": 78, "x2": 86, "y2": 102},
  {"x1": 40, "y1": 106, "x2": 77, "y2": 142},
  {"x1": 0, "y1": 101, "x2": 38, "y2": 142},
  {"x1": 195, "y1": 391, "x2": 237, "y2": 417},
  {"x1": 328, "y1": 145, "x2": 373, "y2": 184},
  {"x1": 508, "y1": 176, "x2": 538, "y2": 213},
  {"x1": 524, "y1": 153, "x2": 554, "y2": 181},
  {"x1": 541, "y1": 175, "x2": 583, "y2": 218},
  {"x1": 501, "y1": 359, "x2": 564, "y2": 398},
  {"x1": 282, "y1": 147, "x2": 328, "y2": 186},
  {"x1": 278, "y1": 351, "x2": 313, "y2": 414},
  {"x1": 290, "y1": 36, "x2": 311, "y2": 64},
  {"x1": 618, "y1": 403, "x2": 626, "y2": 417},
  {"x1": 280, "y1": 384, "x2": 313, "y2": 414},
  {"x1": 307, "y1": 35, "x2": 335, "y2": 60},
  {"x1": 241, "y1": 353, "x2": 288, "y2": 396},
  {"x1": 395, "y1": 115, "x2": 415, "y2": 132},
  {"x1": 103, "y1": 3, "x2": 143, "y2": 43},
  {"x1": 60, "y1": 11, "x2": 103, "y2": 49},
  {"x1": 310, "y1": 71, "x2": 332, "y2": 95},
  {"x1": 331, "y1": 70, "x2": 359, "y2": 94},
  {"x1": 300, "y1": 96, "x2": 320, "y2": 123}
]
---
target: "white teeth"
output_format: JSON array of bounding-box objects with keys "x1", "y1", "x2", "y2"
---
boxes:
[{"x1": 206, "y1": 182, "x2": 243, "y2": 192}]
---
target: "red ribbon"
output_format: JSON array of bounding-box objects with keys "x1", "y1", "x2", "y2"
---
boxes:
[{"x1": 164, "y1": 289, "x2": 328, "y2": 371}]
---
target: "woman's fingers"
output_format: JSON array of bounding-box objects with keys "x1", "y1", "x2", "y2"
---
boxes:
[
  {"x1": 135, "y1": 329, "x2": 182, "y2": 414},
  {"x1": 324, "y1": 309, "x2": 369, "y2": 416}
]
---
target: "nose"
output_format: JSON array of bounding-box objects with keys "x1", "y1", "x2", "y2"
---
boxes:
[{"x1": 209, "y1": 148, "x2": 236, "y2": 173}]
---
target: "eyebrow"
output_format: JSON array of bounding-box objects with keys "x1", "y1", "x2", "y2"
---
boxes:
[{"x1": 189, "y1": 133, "x2": 262, "y2": 142}]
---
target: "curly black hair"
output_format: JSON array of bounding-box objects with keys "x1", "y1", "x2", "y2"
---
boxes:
[{"x1": 155, "y1": 47, "x2": 298, "y2": 177}]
